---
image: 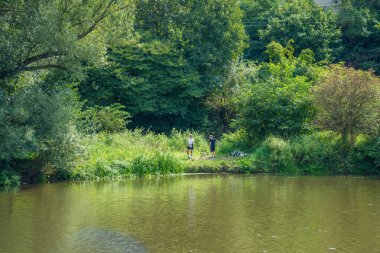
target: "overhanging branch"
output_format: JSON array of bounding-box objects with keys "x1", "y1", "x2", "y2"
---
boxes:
[{"x1": 77, "y1": 0, "x2": 115, "y2": 40}]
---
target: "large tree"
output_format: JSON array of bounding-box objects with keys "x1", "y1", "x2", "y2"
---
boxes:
[
  {"x1": 80, "y1": 41, "x2": 205, "y2": 132},
  {"x1": 80, "y1": 0, "x2": 247, "y2": 132},
  {"x1": 133, "y1": 0, "x2": 247, "y2": 88},
  {"x1": 0, "y1": 0, "x2": 133, "y2": 83},
  {"x1": 241, "y1": 0, "x2": 341, "y2": 62},
  {"x1": 338, "y1": 1, "x2": 380, "y2": 74}
]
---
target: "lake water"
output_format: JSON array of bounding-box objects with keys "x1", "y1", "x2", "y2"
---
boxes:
[{"x1": 0, "y1": 175, "x2": 379, "y2": 253}]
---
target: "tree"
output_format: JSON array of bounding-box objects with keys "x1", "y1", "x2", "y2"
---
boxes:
[
  {"x1": 313, "y1": 65, "x2": 380, "y2": 149},
  {"x1": 205, "y1": 60, "x2": 256, "y2": 134},
  {"x1": 183, "y1": 0, "x2": 247, "y2": 87},
  {"x1": 0, "y1": 0, "x2": 133, "y2": 83},
  {"x1": 0, "y1": 84, "x2": 79, "y2": 182},
  {"x1": 240, "y1": 0, "x2": 282, "y2": 61},
  {"x1": 79, "y1": 40, "x2": 205, "y2": 132},
  {"x1": 80, "y1": 0, "x2": 247, "y2": 132},
  {"x1": 237, "y1": 42, "x2": 316, "y2": 141},
  {"x1": 133, "y1": 0, "x2": 247, "y2": 89},
  {"x1": 337, "y1": 1, "x2": 380, "y2": 74},
  {"x1": 242, "y1": 0, "x2": 341, "y2": 62}
]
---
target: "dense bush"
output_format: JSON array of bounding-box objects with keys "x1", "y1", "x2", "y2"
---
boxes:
[
  {"x1": 253, "y1": 136, "x2": 297, "y2": 173},
  {"x1": 234, "y1": 132, "x2": 380, "y2": 175},
  {"x1": 353, "y1": 136, "x2": 380, "y2": 175},
  {"x1": 79, "y1": 104, "x2": 131, "y2": 134},
  {"x1": 0, "y1": 170, "x2": 20, "y2": 187},
  {"x1": 218, "y1": 130, "x2": 252, "y2": 155},
  {"x1": 0, "y1": 85, "x2": 79, "y2": 184},
  {"x1": 291, "y1": 132, "x2": 342, "y2": 174},
  {"x1": 313, "y1": 65, "x2": 380, "y2": 150},
  {"x1": 237, "y1": 43, "x2": 315, "y2": 141}
]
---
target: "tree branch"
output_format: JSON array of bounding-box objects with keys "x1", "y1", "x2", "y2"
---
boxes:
[
  {"x1": 77, "y1": 0, "x2": 115, "y2": 40},
  {"x1": 22, "y1": 64, "x2": 65, "y2": 72},
  {"x1": 22, "y1": 51, "x2": 61, "y2": 66}
]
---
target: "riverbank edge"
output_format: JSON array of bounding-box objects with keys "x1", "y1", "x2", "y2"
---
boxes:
[{"x1": 2, "y1": 156, "x2": 377, "y2": 189}]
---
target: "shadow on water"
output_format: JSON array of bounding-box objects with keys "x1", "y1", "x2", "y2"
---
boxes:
[{"x1": 55, "y1": 228, "x2": 148, "y2": 253}]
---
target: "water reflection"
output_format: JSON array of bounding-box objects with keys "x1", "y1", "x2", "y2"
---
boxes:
[
  {"x1": 0, "y1": 175, "x2": 379, "y2": 253},
  {"x1": 55, "y1": 228, "x2": 147, "y2": 253}
]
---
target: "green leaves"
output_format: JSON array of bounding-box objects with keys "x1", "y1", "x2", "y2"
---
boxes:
[
  {"x1": 0, "y1": 84, "x2": 79, "y2": 181},
  {"x1": 0, "y1": 0, "x2": 133, "y2": 81},
  {"x1": 79, "y1": 104, "x2": 131, "y2": 134},
  {"x1": 80, "y1": 40, "x2": 206, "y2": 132},
  {"x1": 242, "y1": 0, "x2": 341, "y2": 62},
  {"x1": 312, "y1": 65, "x2": 380, "y2": 148},
  {"x1": 237, "y1": 43, "x2": 315, "y2": 140}
]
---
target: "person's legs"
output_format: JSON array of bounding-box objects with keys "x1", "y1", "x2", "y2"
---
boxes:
[{"x1": 210, "y1": 146, "x2": 215, "y2": 158}]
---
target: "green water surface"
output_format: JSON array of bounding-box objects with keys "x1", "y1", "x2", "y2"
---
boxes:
[{"x1": 0, "y1": 175, "x2": 379, "y2": 253}]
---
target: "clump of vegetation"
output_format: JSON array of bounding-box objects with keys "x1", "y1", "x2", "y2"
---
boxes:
[
  {"x1": 313, "y1": 65, "x2": 380, "y2": 152},
  {"x1": 291, "y1": 132, "x2": 341, "y2": 174},
  {"x1": 79, "y1": 104, "x2": 131, "y2": 134},
  {"x1": 0, "y1": 170, "x2": 20, "y2": 187}
]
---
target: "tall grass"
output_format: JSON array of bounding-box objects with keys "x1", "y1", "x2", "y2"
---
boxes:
[
  {"x1": 70, "y1": 129, "x2": 379, "y2": 179},
  {"x1": 70, "y1": 129, "x2": 202, "y2": 180},
  {"x1": 253, "y1": 136, "x2": 297, "y2": 173}
]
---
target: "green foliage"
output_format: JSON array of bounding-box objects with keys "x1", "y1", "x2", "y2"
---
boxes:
[
  {"x1": 236, "y1": 133, "x2": 344, "y2": 175},
  {"x1": 80, "y1": 40, "x2": 206, "y2": 132},
  {"x1": 0, "y1": 0, "x2": 133, "y2": 81},
  {"x1": 130, "y1": 153, "x2": 183, "y2": 177},
  {"x1": 313, "y1": 65, "x2": 380, "y2": 150},
  {"x1": 242, "y1": 0, "x2": 341, "y2": 62},
  {"x1": 2, "y1": 0, "x2": 380, "y2": 185},
  {"x1": 291, "y1": 132, "x2": 342, "y2": 174},
  {"x1": 0, "y1": 170, "x2": 21, "y2": 187},
  {"x1": 70, "y1": 130, "x2": 186, "y2": 179},
  {"x1": 253, "y1": 136, "x2": 297, "y2": 173},
  {"x1": 0, "y1": 84, "x2": 79, "y2": 183},
  {"x1": 353, "y1": 136, "x2": 380, "y2": 175},
  {"x1": 80, "y1": 104, "x2": 131, "y2": 134},
  {"x1": 205, "y1": 60, "x2": 257, "y2": 134},
  {"x1": 237, "y1": 43, "x2": 316, "y2": 141},
  {"x1": 218, "y1": 130, "x2": 252, "y2": 155},
  {"x1": 80, "y1": 0, "x2": 247, "y2": 132},
  {"x1": 338, "y1": 1, "x2": 380, "y2": 74},
  {"x1": 182, "y1": 0, "x2": 248, "y2": 84}
]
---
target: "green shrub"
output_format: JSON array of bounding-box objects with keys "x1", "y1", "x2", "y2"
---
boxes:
[
  {"x1": 253, "y1": 136, "x2": 297, "y2": 173},
  {"x1": 291, "y1": 132, "x2": 341, "y2": 174},
  {"x1": 353, "y1": 136, "x2": 380, "y2": 175},
  {"x1": 0, "y1": 170, "x2": 20, "y2": 187},
  {"x1": 218, "y1": 130, "x2": 252, "y2": 155},
  {"x1": 79, "y1": 104, "x2": 131, "y2": 134},
  {"x1": 109, "y1": 160, "x2": 132, "y2": 176},
  {"x1": 0, "y1": 85, "x2": 79, "y2": 183},
  {"x1": 154, "y1": 153, "x2": 183, "y2": 174},
  {"x1": 94, "y1": 160, "x2": 115, "y2": 178}
]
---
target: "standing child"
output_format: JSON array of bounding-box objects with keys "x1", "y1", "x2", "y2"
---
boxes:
[
  {"x1": 187, "y1": 134, "x2": 194, "y2": 159},
  {"x1": 209, "y1": 134, "x2": 216, "y2": 159}
]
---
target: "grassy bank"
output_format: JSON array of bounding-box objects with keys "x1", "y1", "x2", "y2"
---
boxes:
[
  {"x1": 1, "y1": 130, "x2": 379, "y2": 187},
  {"x1": 66, "y1": 130, "x2": 380, "y2": 179}
]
